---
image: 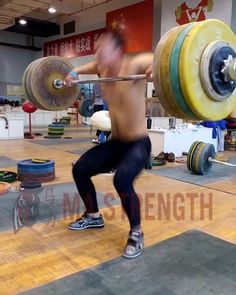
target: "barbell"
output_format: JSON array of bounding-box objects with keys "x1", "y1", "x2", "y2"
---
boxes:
[
  {"x1": 23, "y1": 19, "x2": 236, "y2": 120},
  {"x1": 183, "y1": 141, "x2": 236, "y2": 175}
]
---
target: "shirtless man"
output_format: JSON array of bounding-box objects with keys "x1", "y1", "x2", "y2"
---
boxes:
[{"x1": 65, "y1": 31, "x2": 153, "y2": 259}]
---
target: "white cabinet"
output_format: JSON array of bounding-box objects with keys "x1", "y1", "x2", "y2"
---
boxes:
[
  {"x1": 0, "y1": 117, "x2": 24, "y2": 139},
  {"x1": 3, "y1": 109, "x2": 68, "y2": 126},
  {"x1": 148, "y1": 126, "x2": 217, "y2": 157},
  {"x1": 8, "y1": 118, "x2": 24, "y2": 138},
  {"x1": 0, "y1": 119, "x2": 8, "y2": 138}
]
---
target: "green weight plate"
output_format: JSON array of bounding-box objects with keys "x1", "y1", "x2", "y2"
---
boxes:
[{"x1": 170, "y1": 23, "x2": 198, "y2": 119}]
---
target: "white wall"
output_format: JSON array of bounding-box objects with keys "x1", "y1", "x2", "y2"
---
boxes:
[
  {"x1": 0, "y1": 31, "x2": 43, "y2": 90},
  {"x1": 161, "y1": 0, "x2": 233, "y2": 36},
  {"x1": 0, "y1": 46, "x2": 35, "y2": 84}
]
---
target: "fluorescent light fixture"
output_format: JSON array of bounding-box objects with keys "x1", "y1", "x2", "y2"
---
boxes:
[
  {"x1": 48, "y1": 7, "x2": 56, "y2": 13},
  {"x1": 19, "y1": 19, "x2": 27, "y2": 25}
]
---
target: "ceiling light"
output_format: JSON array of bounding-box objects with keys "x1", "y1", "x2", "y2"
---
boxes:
[
  {"x1": 19, "y1": 19, "x2": 27, "y2": 25},
  {"x1": 48, "y1": 7, "x2": 57, "y2": 13}
]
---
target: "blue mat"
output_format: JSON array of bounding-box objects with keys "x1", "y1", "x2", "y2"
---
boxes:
[
  {"x1": 148, "y1": 156, "x2": 236, "y2": 185},
  {"x1": 21, "y1": 230, "x2": 236, "y2": 295},
  {"x1": 30, "y1": 137, "x2": 91, "y2": 146},
  {"x1": 0, "y1": 156, "x2": 17, "y2": 168},
  {"x1": 0, "y1": 181, "x2": 120, "y2": 233}
]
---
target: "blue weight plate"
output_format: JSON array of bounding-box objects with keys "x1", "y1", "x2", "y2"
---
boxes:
[
  {"x1": 17, "y1": 159, "x2": 55, "y2": 169},
  {"x1": 18, "y1": 168, "x2": 54, "y2": 174},
  {"x1": 48, "y1": 124, "x2": 65, "y2": 128},
  {"x1": 79, "y1": 99, "x2": 94, "y2": 117}
]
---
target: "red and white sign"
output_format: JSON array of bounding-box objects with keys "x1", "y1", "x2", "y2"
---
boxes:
[
  {"x1": 44, "y1": 28, "x2": 106, "y2": 58},
  {"x1": 161, "y1": 0, "x2": 232, "y2": 36},
  {"x1": 175, "y1": 0, "x2": 213, "y2": 24}
]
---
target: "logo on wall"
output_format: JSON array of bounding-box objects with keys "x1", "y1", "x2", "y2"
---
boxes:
[{"x1": 175, "y1": 0, "x2": 213, "y2": 25}]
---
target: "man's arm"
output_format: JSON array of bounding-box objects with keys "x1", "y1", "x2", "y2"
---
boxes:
[
  {"x1": 130, "y1": 52, "x2": 154, "y2": 81},
  {"x1": 71, "y1": 60, "x2": 98, "y2": 75},
  {"x1": 65, "y1": 60, "x2": 98, "y2": 86}
]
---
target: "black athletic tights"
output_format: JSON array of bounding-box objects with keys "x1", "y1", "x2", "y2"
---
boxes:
[{"x1": 72, "y1": 137, "x2": 151, "y2": 228}]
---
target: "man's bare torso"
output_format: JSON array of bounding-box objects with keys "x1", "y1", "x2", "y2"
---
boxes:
[{"x1": 101, "y1": 56, "x2": 148, "y2": 142}]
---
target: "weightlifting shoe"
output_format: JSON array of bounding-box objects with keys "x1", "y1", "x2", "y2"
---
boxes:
[
  {"x1": 68, "y1": 214, "x2": 104, "y2": 230},
  {"x1": 123, "y1": 230, "x2": 144, "y2": 259}
]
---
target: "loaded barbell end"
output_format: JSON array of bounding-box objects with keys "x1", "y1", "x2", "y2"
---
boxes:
[{"x1": 183, "y1": 150, "x2": 236, "y2": 168}]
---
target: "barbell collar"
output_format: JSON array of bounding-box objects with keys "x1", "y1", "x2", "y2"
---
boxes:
[
  {"x1": 221, "y1": 56, "x2": 236, "y2": 82},
  {"x1": 53, "y1": 74, "x2": 147, "y2": 90}
]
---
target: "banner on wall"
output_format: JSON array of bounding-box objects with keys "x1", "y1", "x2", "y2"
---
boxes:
[
  {"x1": 7, "y1": 84, "x2": 25, "y2": 96},
  {"x1": 106, "y1": 0, "x2": 153, "y2": 53},
  {"x1": 175, "y1": 0, "x2": 213, "y2": 24},
  {"x1": 43, "y1": 28, "x2": 106, "y2": 58}
]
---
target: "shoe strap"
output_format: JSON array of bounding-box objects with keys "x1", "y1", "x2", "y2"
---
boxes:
[{"x1": 128, "y1": 231, "x2": 143, "y2": 243}]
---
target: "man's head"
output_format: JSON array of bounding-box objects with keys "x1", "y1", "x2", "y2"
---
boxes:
[{"x1": 95, "y1": 31, "x2": 127, "y2": 70}]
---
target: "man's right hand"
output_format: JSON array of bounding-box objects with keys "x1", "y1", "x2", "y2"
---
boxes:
[{"x1": 65, "y1": 71, "x2": 78, "y2": 87}]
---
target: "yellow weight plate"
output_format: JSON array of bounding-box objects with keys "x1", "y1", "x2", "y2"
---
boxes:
[
  {"x1": 179, "y1": 19, "x2": 236, "y2": 120},
  {"x1": 30, "y1": 56, "x2": 79, "y2": 111},
  {"x1": 23, "y1": 58, "x2": 48, "y2": 110},
  {"x1": 153, "y1": 25, "x2": 191, "y2": 118}
]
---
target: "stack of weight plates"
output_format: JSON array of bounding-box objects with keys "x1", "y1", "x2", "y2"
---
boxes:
[
  {"x1": 45, "y1": 124, "x2": 64, "y2": 139},
  {"x1": 59, "y1": 116, "x2": 71, "y2": 126},
  {"x1": 153, "y1": 19, "x2": 236, "y2": 121},
  {"x1": 17, "y1": 159, "x2": 55, "y2": 189},
  {"x1": 0, "y1": 171, "x2": 17, "y2": 183}
]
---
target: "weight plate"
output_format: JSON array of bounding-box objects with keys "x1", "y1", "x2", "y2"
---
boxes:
[
  {"x1": 23, "y1": 58, "x2": 48, "y2": 110},
  {"x1": 192, "y1": 142, "x2": 215, "y2": 175},
  {"x1": 153, "y1": 24, "x2": 194, "y2": 118},
  {"x1": 169, "y1": 23, "x2": 199, "y2": 119},
  {"x1": 79, "y1": 99, "x2": 94, "y2": 117},
  {"x1": 26, "y1": 56, "x2": 79, "y2": 111},
  {"x1": 187, "y1": 141, "x2": 201, "y2": 172},
  {"x1": 0, "y1": 171, "x2": 17, "y2": 183},
  {"x1": 179, "y1": 19, "x2": 236, "y2": 120}
]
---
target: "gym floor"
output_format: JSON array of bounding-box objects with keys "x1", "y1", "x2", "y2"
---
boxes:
[{"x1": 1, "y1": 123, "x2": 236, "y2": 295}]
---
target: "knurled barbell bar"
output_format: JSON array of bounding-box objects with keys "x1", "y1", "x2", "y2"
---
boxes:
[
  {"x1": 23, "y1": 19, "x2": 236, "y2": 119},
  {"x1": 182, "y1": 141, "x2": 236, "y2": 175},
  {"x1": 53, "y1": 74, "x2": 147, "y2": 89}
]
